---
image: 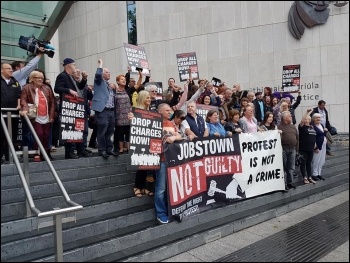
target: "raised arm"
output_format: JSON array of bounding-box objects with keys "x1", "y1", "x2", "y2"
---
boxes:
[
  {"x1": 299, "y1": 108, "x2": 312, "y2": 127},
  {"x1": 134, "y1": 69, "x2": 143, "y2": 90},
  {"x1": 94, "y1": 59, "x2": 104, "y2": 85},
  {"x1": 292, "y1": 91, "x2": 302, "y2": 110},
  {"x1": 172, "y1": 83, "x2": 188, "y2": 111}
]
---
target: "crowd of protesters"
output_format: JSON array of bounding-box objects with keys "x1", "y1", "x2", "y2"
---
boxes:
[{"x1": 1, "y1": 54, "x2": 337, "y2": 224}]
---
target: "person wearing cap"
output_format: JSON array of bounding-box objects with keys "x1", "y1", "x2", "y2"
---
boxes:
[{"x1": 54, "y1": 58, "x2": 88, "y2": 159}]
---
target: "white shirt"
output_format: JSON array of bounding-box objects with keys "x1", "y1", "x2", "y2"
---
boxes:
[{"x1": 318, "y1": 107, "x2": 326, "y2": 127}]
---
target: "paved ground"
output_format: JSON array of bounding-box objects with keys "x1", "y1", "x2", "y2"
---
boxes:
[{"x1": 163, "y1": 190, "x2": 349, "y2": 262}]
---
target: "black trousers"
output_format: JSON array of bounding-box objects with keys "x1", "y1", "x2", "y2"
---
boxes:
[{"x1": 1, "y1": 117, "x2": 19, "y2": 161}]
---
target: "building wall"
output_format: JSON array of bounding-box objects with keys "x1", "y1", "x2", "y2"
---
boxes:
[{"x1": 55, "y1": 1, "x2": 349, "y2": 132}]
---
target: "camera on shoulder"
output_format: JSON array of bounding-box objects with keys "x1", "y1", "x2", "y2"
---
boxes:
[{"x1": 18, "y1": 35, "x2": 55, "y2": 58}]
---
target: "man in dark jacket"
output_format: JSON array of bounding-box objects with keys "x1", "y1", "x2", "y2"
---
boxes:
[
  {"x1": 54, "y1": 58, "x2": 87, "y2": 159},
  {"x1": 1, "y1": 63, "x2": 21, "y2": 163}
]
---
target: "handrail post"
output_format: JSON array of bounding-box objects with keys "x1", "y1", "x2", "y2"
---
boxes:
[
  {"x1": 6, "y1": 111, "x2": 13, "y2": 164},
  {"x1": 54, "y1": 209, "x2": 64, "y2": 262},
  {"x1": 23, "y1": 146, "x2": 32, "y2": 218}
]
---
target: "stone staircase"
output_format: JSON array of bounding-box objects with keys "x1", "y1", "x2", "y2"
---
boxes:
[{"x1": 1, "y1": 145, "x2": 348, "y2": 262}]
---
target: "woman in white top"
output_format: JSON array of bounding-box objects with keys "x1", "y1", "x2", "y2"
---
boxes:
[{"x1": 311, "y1": 113, "x2": 328, "y2": 181}]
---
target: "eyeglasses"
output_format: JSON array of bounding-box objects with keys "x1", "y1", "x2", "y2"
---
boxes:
[
  {"x1": 150, "y1": 90, "x2": 157, "y2": 93},
  {"x1": 33, "y1": 77, "x2": 44, "y2": 80}
]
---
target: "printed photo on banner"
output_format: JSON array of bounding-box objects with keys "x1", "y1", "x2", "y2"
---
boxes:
[
  {"x1": 176, "y1": 52, "x2": 199, "y2": 82},
  {"x1": 123, "y1": 43, "x2": 150, "y2": 75},
  {"x1": 165, "y1": 135, "x2": 243, "y2": 221},
  {"x1": 282, "y1": 64, "x2": 300, "y2": 93},
  {"x1": 128, "y1": 108, "x2": 163, "y2": 170},
  {"x1": 144, "y1": 82, "x2": 163, "y2": 100},
  {"x1": 59, "y1": 94, "x2": 85, "y2": 143},
  {"x1": 164, "y1": 130, "x2": 285, "y2": 222},
  {"x1": 196, "y1": 104, "x2": 218, "y2": 120}
]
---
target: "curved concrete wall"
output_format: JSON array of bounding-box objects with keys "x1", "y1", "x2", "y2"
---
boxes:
[{"x1": 55, "y1": 1, "x2": 349, "y2": 132}]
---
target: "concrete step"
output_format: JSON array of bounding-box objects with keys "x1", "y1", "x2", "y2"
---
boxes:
[
  {"x1": 38, "y1": 173, "x2": 350, "y2": 262},
  {"x1": 1, "y1": 162, "x2": 134, "y2": 190},
  {"x1": 2, "y1": 157, "x2": 346, "y2": 221},
  {"x1": 1, "y1": 195, "x2": 154, "y2": 238},
  {"x1": 1, "y1": 172, "x2": 134, "y2": 204},
  {"x1": 1, "y1": 170, "x2": 348, "y2": 262},
  {"x1": 1, "y1": 180, "x2": 142, "y2": 221},
  {"x1": 119, "y1": 183, "x2": 350, "y2": 263},
  {"x1": 1, "y1": 154, "x2": 131, "y2": 176}
]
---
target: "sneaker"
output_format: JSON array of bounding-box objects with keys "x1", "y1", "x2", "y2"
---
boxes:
[
  {"x1": 311, "y1": 176, "x2": 319, "y2": 181},
  {"x1": 303, "y1": 179, "x2": 309, "y2": 184},
  {"x1": 157, "y1": 215, "x2": 169, "y2": 224}
]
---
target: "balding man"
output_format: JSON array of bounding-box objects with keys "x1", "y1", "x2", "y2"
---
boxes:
[
  {"x1": 278, "y1": 111, "x2": 298, "y2": 191},
  {"x1": 155, "y1": 103, "x2": 183, "y2": 224},
  {"x1": 1, "y1": 63, "x2": 21, "y2": 164},
  {"x1": 182, "y1": 101, "x2": 209, "y2": 138},
  {"x1": 91, "y1": 59, "x2": 117, "y2": 159}
]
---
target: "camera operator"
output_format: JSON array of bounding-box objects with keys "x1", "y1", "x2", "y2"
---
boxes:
[{"x1": 11, "y1": 47, "x2": 45, "y2": 87}]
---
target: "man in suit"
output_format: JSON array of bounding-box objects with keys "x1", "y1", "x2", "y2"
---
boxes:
[
  {"x1": 54, "y1": 58, "x2": 88, "y2": 159},
  {"x1": 91, "y1": 59, "x2": 117, "y2": 158}
]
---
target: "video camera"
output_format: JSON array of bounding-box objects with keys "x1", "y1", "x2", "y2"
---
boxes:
[{"x1": 18, "y1": 35, "x2": 55, "y2": 58}]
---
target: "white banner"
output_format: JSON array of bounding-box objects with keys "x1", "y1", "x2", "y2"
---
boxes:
[{"x1": 236, "y1": 130, "x2": 285, "y2": 197}]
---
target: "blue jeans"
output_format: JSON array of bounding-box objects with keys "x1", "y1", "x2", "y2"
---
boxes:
[
  {"x1": 282, "y1": 146, "x2": 296, "y2": 184},
  {"x1": 154, "y1": 162, "x2": 168, "y2": 218}
]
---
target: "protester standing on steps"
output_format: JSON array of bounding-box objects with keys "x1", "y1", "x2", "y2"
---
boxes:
[
  {"x1": 1, "y1": 63, "x2": 21, "y2": 164},
  {"x1": 91, "y1": 59, "x2": 116, "y2": 159},
  {"x1": 298, "y1": 109, "x2": 317, "y2": 184},
  {"x1": 311, "y1": 100, "x2": 334, "y2": 156},
  {"x1": 20, "y1": 70, "x2": 55, "y2": 161},
  {"x1": 128, "y1": 90, "x2": 155, "y2": 198},
  {"x1": 278, "y1": 111, "x2": 298, "y2": 191},
  {"x1": 311, "y1": 113, "x2": 328, "y2": 181},
  {"x1": 54, "y1": 58, "x2": 88, "y2": 159},
  {"x1": 155, "y1": 103, "x2": 183, "y2": 224}
]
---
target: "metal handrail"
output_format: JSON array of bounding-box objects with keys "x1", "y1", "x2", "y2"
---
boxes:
[{"x1": 1, "y1": 108, "x2": 83, "y2": 217}]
